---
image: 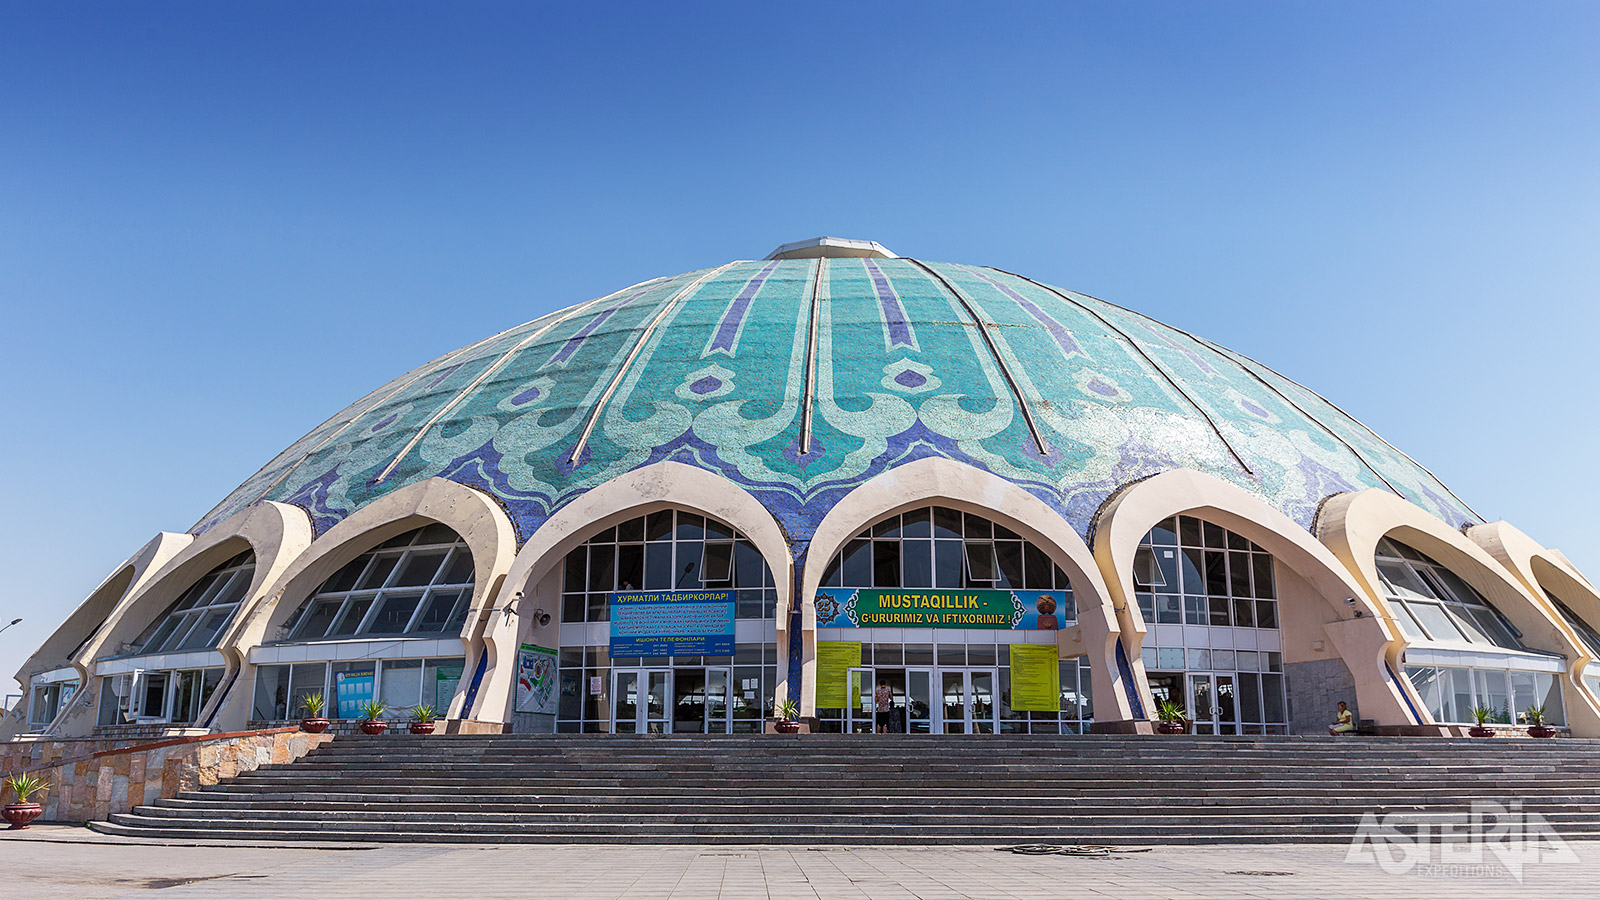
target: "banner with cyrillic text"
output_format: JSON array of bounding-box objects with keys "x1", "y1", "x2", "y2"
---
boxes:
[{"x1": 609, "y1": 590, "x2": 735, "y2": 656}]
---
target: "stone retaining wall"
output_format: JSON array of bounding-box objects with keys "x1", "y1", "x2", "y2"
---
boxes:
[{"x1": 1, "y1": 727, "x2": 331, "y2": 823}]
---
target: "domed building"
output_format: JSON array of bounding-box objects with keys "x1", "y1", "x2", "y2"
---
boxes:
[{"x1": 10, "y1": 237, "x2": 1600, "y2": 740}]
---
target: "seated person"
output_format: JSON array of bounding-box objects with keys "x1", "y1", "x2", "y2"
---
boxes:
[{"x1": 1329, "y1": 700, "x2": 1355, "y2": 735}]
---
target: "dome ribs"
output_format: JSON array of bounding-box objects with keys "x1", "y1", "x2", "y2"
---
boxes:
[
  {"x1": 1190, "y1": 333, "x2": 1487, "y2": 525},
  {"x1": 567, "y1": 263, "x2": 738, "y2": 467},
  {"x1": 369, "y1": 278, "x2": 667, "y2": 486},
  {"x1": 797, "y1": 258, "x2": 823, "y2": 456},
  {"x1": 905, "y1": 259, "x2": 1051, "y2": 459},
  {"x1": 239, "y1": 317, "x2": 540, "y2": 512},
  {"x1": 983, "y1": 266, "x2": 1256, "y2": 479}
]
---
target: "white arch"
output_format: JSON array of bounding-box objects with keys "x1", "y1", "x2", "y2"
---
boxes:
[
  {"x1": 799, "y1": 458, "x2": 1133, "y2": 726},
  {"x1": 476, "y1": 461, "x2": 794, "y2": 726},
  {"x1": 217, "y1": 478, "x2": 518, "y2": 729},
  {"x1": 1, "y1": 531, "x2": 192, "y2": 740},
  {"x1": 1319, "y1": 489, "x2": 1599, "y2": 737},
  {"x1": 1094, "y1": 469, "x2": 1412, "y2": 730},
  {"x1": 68, "y1": 502, "x2": 314, "y2": 735},
  {"x1": 1470, "y1": 520, "x2": 1600, "y2": 731}
]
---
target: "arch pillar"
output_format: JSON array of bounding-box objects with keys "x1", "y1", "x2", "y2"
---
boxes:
[
  {"x1": 1319, "y1": 489, "x2": 1599, "y2": 737},
  {"x1": 484, "y1": 462, "x2": 793, "y2": 728},
  {"x1": 1095, "y1": 470, "x2": 1413, "y2": 732},
  {"x1": 1, "y1": 531, "x2": 193, "y2": 740},
  {"x1": 225, "y1": 478, "x2": 518, "y2": 729},
  {"x1": 800, "y1": 458, "x2": 1137, "y2": 730},
  {"x1": 1468, "y1": 521, "x2": 1600, "y2": 735}
]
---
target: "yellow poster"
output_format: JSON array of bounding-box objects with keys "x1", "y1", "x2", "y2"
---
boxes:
[
  {"x1": 1010, "y1": 643, "x2": 1060, "y2": 711},
  {"x1": 815, "y1": 641, "x2": 862, "y2": 709}
]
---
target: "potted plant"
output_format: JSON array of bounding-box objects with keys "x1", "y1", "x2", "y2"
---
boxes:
[
  {"x1": 357, "y1": 698, "x2": 390, "y2": 735},
  {"x1": 1154, "y1": 699, "x2": 1188, "y2": 734},
  {"x1": 1468, "y1": 706, "x2": 1496, "y2": 738},
  {"x1": 298, "y1": 692, "x2": 330, "y2": 733},
  {"x1": 409, "y1": 704, "x2": 438, "y2": 735},
  {"x1": 3, "y1": 773, "x2": 49, "y2": 829},
  {"x1": 1525, "y1": 705, "x2": 1557, "y2": 739},
  {"x1": 774, "y1": 699, "x2": 802, "y2": 734}
]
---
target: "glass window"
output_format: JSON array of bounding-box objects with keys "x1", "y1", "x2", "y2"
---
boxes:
[
  {"x1": 1377, "y1": 539, "x2": 1523, "y2": 650},
  {"x1": 557, "y1": 511, "x2": 777, "y2": 622},
  {"x1": 127, "y1": 552, "x2": 255, "y2": 655},
  {"x1": 823, "y1": 507, "x2": 1076, "y2": 624},
  {"x1": 279, "y1": 527, "x2": 475, "y2": 641}
]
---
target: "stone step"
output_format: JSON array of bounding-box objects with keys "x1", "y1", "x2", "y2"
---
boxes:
[{"x1": 94, "y1": 734, "x2": 1600, "y2": 846}]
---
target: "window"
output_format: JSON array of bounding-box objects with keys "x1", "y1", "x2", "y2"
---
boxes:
[
  {"x1": 1547, "y1": 591, "x2": 1600, "y2": 659},
  {"x1": 820, "y1": 507, "x2": 1076, "y2": 618},
  {"x1": 127, "y1": 552, "x2": 255, "y2": 655},
  {"x1": 559, "y1": 511, "x2": 778, "y2": 622},
  {"x1": 98, "y1": 667, "x2": 222, "y2": 725},
  {"x1": 1406, "y1": 664, "x2": 1563, "y2": 726},
  {"x1": 1132, "y1": 516, "x2": 1276, "y2": 630},
  {"x1": 28, "y1": 681, "x2": 77, "y2": 728},
  {"x1": 1375, "y1": 539, "x2": 1523, "y2": 650},
  {"x1": 281, "y1": 525, "x2": 474, "y2": 642},
  {"x1": 250, "y1": 657, "x2": 464, "y2": 721}
]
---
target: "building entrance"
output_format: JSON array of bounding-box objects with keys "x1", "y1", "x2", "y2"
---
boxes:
[
  {"x1": 611, "y1": 667, "x2": 733, "y2": 734},
  {"x1": 845, "y1": 667, "x2": 996, "y2": 734},
  {"x1": 1187, "y1": 672, "x2": 1239, "y2": 735}
]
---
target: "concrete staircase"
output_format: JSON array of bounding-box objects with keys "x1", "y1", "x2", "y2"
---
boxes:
[{"x1": 89, "y1": 734, "x2": 1600, "y2": 844}]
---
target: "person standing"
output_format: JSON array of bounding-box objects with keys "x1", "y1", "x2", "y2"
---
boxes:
[{"x1": 874, "y1": 678, "x2": 893, "y2": 734}]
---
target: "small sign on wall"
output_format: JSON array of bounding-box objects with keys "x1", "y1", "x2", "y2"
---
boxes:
[{"x1": 589, "y1": 675, "x2": 603, "y2": 696}]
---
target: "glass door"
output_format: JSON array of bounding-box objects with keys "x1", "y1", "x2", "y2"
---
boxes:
[
  {"x1": 1187, "y1": 673, "x2": 1239, "y2": 735},
  {"x1": 613, "y1": 668, "x2": 673, "y2": 733},
  {"x1": 1215, "y1": 674, "x2": 1238, "y2": 735},
  {"x1": 939, "y1": 668, "x2": 999, "y2": 734},
  {"x1": 674, "y1": 668, "x2": 707, "y2": 734},
  {"x1": 846, "y1": 667, "x2": 875, "y2": 733},
  {"x1": 968, "y1": 669, "x2": 997, "y2": 734},
  {"x1": 905, "y1": 667, "x2": 933, "y2": 734},
  {"x1": 705, "y1": 667, "x2": 731, "y2": 735}
]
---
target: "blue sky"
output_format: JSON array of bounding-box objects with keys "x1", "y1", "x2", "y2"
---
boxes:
[{"x1": 3, "y1": 3, "x2": 1598, "y2": 682}]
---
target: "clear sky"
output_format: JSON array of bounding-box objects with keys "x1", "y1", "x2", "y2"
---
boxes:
[{"x1": 3, "y1": 3, "x2": 1598, "y2": 685}]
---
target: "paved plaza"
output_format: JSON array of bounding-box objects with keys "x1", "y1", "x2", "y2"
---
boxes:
[{"x1": 1, "y1": 828, "x2": 1596, "y2": 899}]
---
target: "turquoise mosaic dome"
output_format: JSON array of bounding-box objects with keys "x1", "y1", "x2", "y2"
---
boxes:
[{"x1": 195, "y1": 248, "x2": 1479, "y2": 554}]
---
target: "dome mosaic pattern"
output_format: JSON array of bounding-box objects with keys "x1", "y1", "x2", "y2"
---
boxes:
[{"x1": 195, "y1": 258, "x2": 1477, "y2": 553}]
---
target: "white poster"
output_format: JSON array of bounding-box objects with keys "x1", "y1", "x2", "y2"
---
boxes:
[{"x1": 515, "y1": 643, "x2": 559, "y2": 714}]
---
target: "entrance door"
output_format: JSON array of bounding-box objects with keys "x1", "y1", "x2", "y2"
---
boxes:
[
  {"x1": 846, "y1": 667, "x2": 875, "y2": 733},
  {"x1": 1188, "y1": 672, "x2": 1239, "y2": 735},
  {"x1": 905, "y1": 667, "x2": 933, "y2": 734},
  {"x1": 939, "y1": 668, "x2": 998, "y2": 734},
  {"x1": 613, "y1": 668, "x2": 672, "y2": 733},
  {"x1": 704, "y1": 667, "x2": 731, "y2": 735}
]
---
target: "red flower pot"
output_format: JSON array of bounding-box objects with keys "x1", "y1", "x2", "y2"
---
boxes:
[
  {"x1": 299, "y1": 717, "x2": 330, "y2": 734},
  {"x1": 360, "y1": 719, "x2": 389, "y2": 735},
  {"x1": 408, "y1": 722, "x2": 436, "y2": 735},
  {"x1": 1528, "y1": 725, "x2": 1557, "y2": 738},
  {"x1": 774, "y1": 721, "x2": 801, "y2": 734},
  {"x1": 1468, "y1": 726, "x2": 1495, "y2": 738},
  {"x1": 1155, "y1": 721, "x2": 1187, "y2": 735},
  {"x1": 3, "y1": 803, "x2": 43, "y2": 830}
]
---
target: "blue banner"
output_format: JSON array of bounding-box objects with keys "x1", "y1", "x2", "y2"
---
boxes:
[
  {"x1": 609, "y1": 590, "x2": 736, "y2": 656},
  {"x1": 334, "y1": 670, "x2": 374, "y2": 719}
]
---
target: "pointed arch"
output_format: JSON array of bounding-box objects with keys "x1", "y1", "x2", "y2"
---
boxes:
[
  {"x1": 217, "y1": 478, "x2": 517, "y2": 729},
  {"x1": 1094, "y1": 469, "x2": 1412, "y2": 730},
  {"x1": 1319, "y1": 489, "x2": 1598, "y2": 736},
  {"x1": 474, "y1": 461, "x2": 794, "y2": 726},
  {"x1": 799, "y1": 457, "x2": 1131, "y2": 726}
]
